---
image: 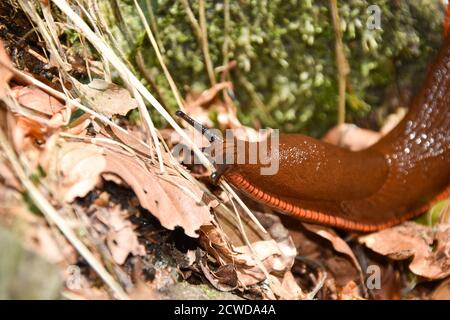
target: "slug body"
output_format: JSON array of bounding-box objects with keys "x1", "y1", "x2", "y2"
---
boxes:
[{"x1": 216, "y1": 34, "x2": 450, "y2": 232}]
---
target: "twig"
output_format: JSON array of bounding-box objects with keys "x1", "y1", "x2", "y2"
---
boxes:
[
  {"x1": 330, "y1": 0, "x2": 350, "y2": 125},
  {"x1": 180, "y1": 0, "x2": 202, "y2": 42},
  {"x1": 144, "y1": 0, "x2": 166, "y2": 53},
  {"x1": 181, "y1": 0, "x2": 216, "y2": 86},
  {"x1": 222, "y1": 0, "x2": 230, "y2": 68},
  {"x1": 133, "y1": 0, "x2": 186, "y2": 111},
  {"x1": 198, "y1": 0, "x2": 216, "y2": 86}
]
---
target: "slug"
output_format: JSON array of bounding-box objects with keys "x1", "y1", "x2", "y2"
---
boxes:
[{"x1": 177, "y1": 28, "x2": 450, "y2": 233}]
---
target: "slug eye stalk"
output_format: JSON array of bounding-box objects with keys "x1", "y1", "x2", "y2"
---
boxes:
[{"x1": 175, "y1": 110, "x2": 223, "y2": 143}]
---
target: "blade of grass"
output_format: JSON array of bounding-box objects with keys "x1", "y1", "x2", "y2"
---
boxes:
[
  {"x1": 330, "y1": 0, "x2": 349, "y2": 125},
  {"x1": 133, "y1": 0, "x2": 186, "y2": 112}
]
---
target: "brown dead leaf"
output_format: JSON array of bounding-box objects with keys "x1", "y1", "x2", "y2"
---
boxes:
[
  {"x1": 198, "y1": 214, "x2": 304, "y2": 299},
  {"x1": 106, "y1": 125, "x2": 152, "y2": 156},
  {"x1": 360, "y1": 222, "x2": 450, "y2": 280},
  {"x1": 73, "y1": 79, "x2": 137, "y2": 117},
  {"x1": 275, "y1": 272, "x2": 305, "y2": 299},
  {"x1": 44, "y1": 137, "x2": 211, "y2": 238},
  {"x1": 199, "y1": 255, "x2": 238, "y2": 292},
  {"x1": 45, "y1": 141, "x2": 106, "y2": 202},
  {"x1": 11, "y1": 85, "x2": 64, "y2": 116},
  {"x1": 232, "y1": 239, "x2": 303, "y2": 296},
  {"x1": 102, "y1": 149, "x2": 212, "y2": 238},
  {"x1": 8, "y1": 110, "x2": 44, "y2": 148},
  {"x1": 323, "y1": 108, "x2": 406, "y2": 151},
  {"x1": 302, "y1": 223, "x2": 362, "y2": 275},
  {"x1": 322, "y1": 123, "x2": 381, "y2": 151},
  {"x1": 11, "y1": 85, "x2": 70, "y2": 129}
]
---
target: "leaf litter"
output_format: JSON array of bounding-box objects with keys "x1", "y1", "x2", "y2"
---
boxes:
[{"x1": 0, "y1": 1, "x2": 449, "y2": 301}]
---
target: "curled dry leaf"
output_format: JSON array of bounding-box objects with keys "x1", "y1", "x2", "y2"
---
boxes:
[
  {"x1": 8, "y1": 112, "x2": 46, "y2": 151},
  {"x1": 269, "y1": 272, "x2": 305, "y2": 300},
  {"x1": 184, "y1": 81, "x2": 242, "y2": 129},
  {"x1": 184, "y1": 83, "x2": 230, "y2": 129},
  {"x1": 185, "y1": 82, "x2": 233, "y2": 110},
  {"x1": 73, "y1": 78, "x2": 137, "y2": 117},
  {"x1": 199, "y1": 253, "x2": 238, "y2": 292},
  {"x1": 359, "y1": 222, "x2": 450, "y2": 280},
  {"x1": 233, "y1": 240, "x2": 290, "y2": 285}
]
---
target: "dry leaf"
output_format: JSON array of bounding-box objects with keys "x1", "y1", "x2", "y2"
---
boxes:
[
  {"x1": 186, "y1": 82, "x2": 232, "y2": 110},
  {"x1": 322, "y1": 108, "x2": 406, "y2": 151},
  {"x1": 199, "y1": 208, "x2": 304, "y2": 298},
  {"x1": 11, "y1": 85, "x2": 64, "y2": 116},
  {"x1": 184, "y1": 81, "x2": 242, "y2": 129},
  {"x1": 102, "y1": 149, "x2": 212, "y2": 238},
  {"x1": 73, "y1": 78, "x2": 137, "y2": 117},
  {"x1": 46, "y1": 142, "x2": 106, "y2": 202},
  {"x1": 97, "y1": 206, "x2": 145, "y2": 265},
  {"x1": 106, "y1": 125, "x2": 152, "y2": 156},
  {"x1": 322, "y1": 123, "x2": 381, "y2": 151},
  {"x1": 360, "y1": 222, "x2": 450, "y2": 280},
  {"x1": 302, "y1": 223, "x2": 362, "y2": 275},
  {"x1": 11, "y1": 85, "x2": 70, "y2": 129}
]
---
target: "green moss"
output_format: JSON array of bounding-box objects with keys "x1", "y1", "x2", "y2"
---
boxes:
[{"x1": 101, "y1": 0, "x2": 444, "y2": 136}]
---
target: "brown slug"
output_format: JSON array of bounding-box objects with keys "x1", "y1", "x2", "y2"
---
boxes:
[{"x1": 177, "y1": 16, "x2": 450, "y2": 233}]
